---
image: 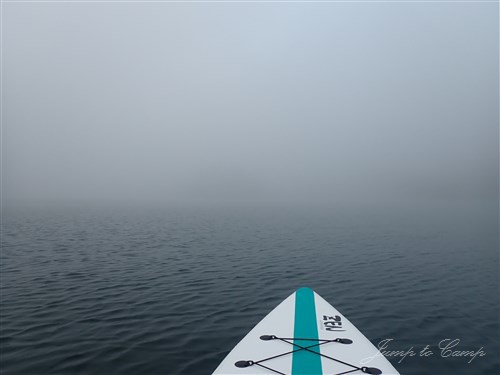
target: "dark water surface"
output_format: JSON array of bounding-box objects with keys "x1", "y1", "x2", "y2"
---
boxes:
[{"x1": 1, "y1": 202, "x2": 498, "y2": 374}]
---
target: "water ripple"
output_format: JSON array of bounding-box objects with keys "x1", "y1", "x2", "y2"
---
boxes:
[{"x1": 1, "y1": 206, "x2": 498, "y2": 374}]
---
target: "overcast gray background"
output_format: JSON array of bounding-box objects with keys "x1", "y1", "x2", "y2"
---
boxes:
[{"x1": 3, "y1": 2, "x2": 498, "y2": 207}]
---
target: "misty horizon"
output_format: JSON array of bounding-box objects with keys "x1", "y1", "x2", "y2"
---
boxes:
[{"x1": 3, "y1": 2, "x2": 498, "y2": 207}]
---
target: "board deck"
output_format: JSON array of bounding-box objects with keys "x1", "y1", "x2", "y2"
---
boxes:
[{"x1": 213, "y1": 288, "x2": 400, "y2": 375}]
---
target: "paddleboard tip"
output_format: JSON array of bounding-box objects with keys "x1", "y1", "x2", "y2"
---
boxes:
[{"x1": 296, "y1": 286, "x2": 315, "y2": 294}]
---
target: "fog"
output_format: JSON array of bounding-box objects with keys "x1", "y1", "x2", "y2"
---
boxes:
[{"x1": 3, "y1": 2, "x2": 498, "y2": 207}]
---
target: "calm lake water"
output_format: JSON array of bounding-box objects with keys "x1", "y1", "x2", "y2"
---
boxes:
[{"x1": 1, "y1": 201, "x2": 498, "y2": 374}]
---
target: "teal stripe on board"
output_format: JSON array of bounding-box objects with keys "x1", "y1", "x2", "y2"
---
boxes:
[{"x1": 292, "y1": 287, "x2": 322, "y2": 375}]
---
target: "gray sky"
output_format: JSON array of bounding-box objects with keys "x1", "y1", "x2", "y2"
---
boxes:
[{"x1": 3, "y1": 2, "x2": 498, "y2": 206}]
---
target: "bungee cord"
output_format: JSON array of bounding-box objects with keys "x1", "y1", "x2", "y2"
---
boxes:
[{"x1": 234, "y1": 335, "x2": 382, "y2": 375}]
